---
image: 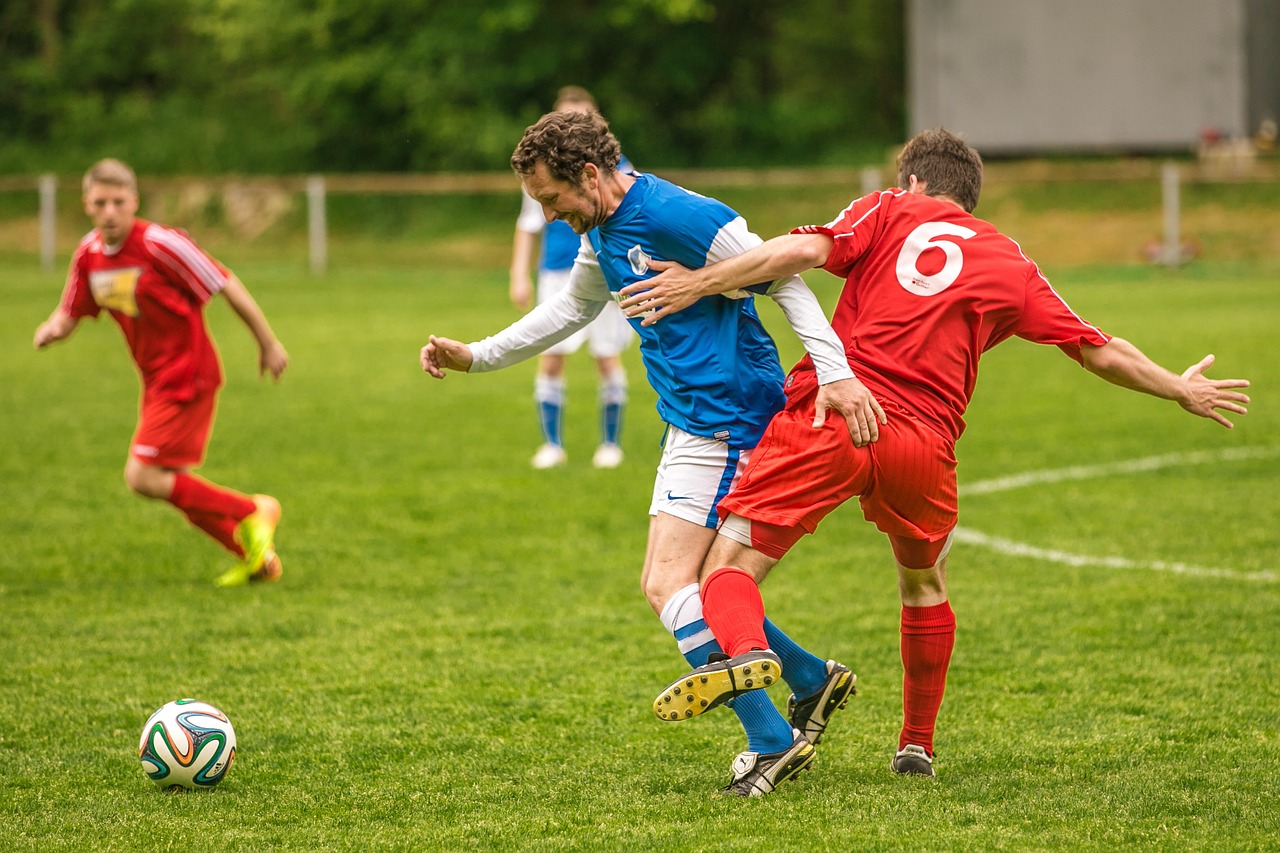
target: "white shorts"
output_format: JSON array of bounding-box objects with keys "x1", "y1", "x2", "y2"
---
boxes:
[
  {"x1": 538, "y1": 268, "x2": 635, "y2": 358},
  {"x1": 649, "y1": 426, "x2": 754, "y2": 528}
]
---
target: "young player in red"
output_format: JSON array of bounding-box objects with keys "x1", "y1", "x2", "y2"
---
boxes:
[
  {"x1": 621, "y1": 128, "x2": 1251, "y2": 777},
  {"x1": 33, "y1": 158, "x2": 289, "y2": 587}
]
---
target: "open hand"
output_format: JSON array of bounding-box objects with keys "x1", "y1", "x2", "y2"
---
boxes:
[
  {"x1": 1180, "y1": 354, "x2": 1250, "y2": 427},
  {"x1": 617, "y1": 259, "x2": 704, "y2": 326}
]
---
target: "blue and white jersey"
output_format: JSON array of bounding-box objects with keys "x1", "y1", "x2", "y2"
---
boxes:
[
  {"x1": 585, "y1": 173, "x2": 784, "y2": 448},
  {"x1": 470, "y1": 172, "x2": 851, "y2": 449}
]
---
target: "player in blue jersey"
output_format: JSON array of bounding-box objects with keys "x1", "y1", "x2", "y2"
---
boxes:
[
  {"x1": 422, "y1": 110, "x2": 881, "y2": 796},
  {"x1": 510, "y1": 87, "x2": 635, "y2": 470}
]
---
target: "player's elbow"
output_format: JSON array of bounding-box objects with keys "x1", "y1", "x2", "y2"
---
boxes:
[
  {"x1": 777, "y1": 233, "x2": 832, "y2": 270},
  {"x1": 1082, "y1": 338, "x2": 1122, "y2": 375}
]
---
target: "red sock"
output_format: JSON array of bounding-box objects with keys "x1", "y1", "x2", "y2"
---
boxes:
[
  {"x1": 181, "y1": 510, "x2": 245, "y2": 557},
  {"x1": 168, "y1": 473, "x2": 256, "y2": 556},
  {"x1": 899, "y1": 601, "x2": 956, "y2": 754},
  {"x1": 700, "y1": 567, "x2": 769, "y2": 657},
  {"x1": 169, "y1": 473, "x2": 256, "y2": 520}
]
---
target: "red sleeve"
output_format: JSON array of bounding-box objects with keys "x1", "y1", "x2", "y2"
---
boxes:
[
  {"x1": 1017, "y1": 268, "x2": 1111, "y2": 364},
  {"x1": 143, "y1": 224, "x2": 230, "y2": 303},
  {"x1": 59, "y1": 239, "x2": 100, "y2": 319},
  {"x1": 791, "y1": 191, "x2": 891, "y2": 279}
]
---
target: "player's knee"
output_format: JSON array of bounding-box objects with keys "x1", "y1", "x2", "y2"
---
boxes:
[{"x1": 123, "y1": 460, "x2": 164, "y2": 498}]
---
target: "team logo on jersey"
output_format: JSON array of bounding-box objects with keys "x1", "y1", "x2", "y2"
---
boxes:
[
  {"x1": 627, "y1": 245, "x2": 653, "y2": 277},
  {"x1": 89, "y1": 267, "x2": 142, "y2": 317},
  {"x1": 894, "y1": 222, "x2": 977, "y2": 296}
]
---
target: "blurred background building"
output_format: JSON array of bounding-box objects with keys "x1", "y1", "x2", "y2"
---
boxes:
[{"x1": 908, "y1": 0, "x2": 1280, "y2": 153}]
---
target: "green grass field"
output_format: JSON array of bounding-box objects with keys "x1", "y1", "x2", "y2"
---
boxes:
[{"x1": 1, "y1": 209, "x2": 1278, "y2": 850}]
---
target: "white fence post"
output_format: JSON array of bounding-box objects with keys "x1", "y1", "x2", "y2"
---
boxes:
[
  {"x1": 861, "y1": 166, "x2": 882, "y2": 196},
  {"x1": 1161, "y1": 162, "x2": 1182, "y2": 266},
  {"x1": 307, "y1": 175, "x2": 327, "y2": 275},
  {"x1": 39, "y1": 174, "x2": 57, "y2": 272}
]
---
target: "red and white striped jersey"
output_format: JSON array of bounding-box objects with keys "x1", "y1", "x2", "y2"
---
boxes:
[{"x1": 61, "y1": 219, "x2": 229, "y2": 401}]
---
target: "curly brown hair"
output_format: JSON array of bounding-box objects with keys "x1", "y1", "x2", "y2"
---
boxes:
[
  {"x1": 511, "y1": 111, "x2": 622, "y2": 185},
  {"x1": 895, "y1": 128, "x2": 983, "y2": 213}
]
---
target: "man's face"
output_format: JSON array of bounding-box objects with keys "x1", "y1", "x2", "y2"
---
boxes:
[
  {"x1": 83, "y1": 182, "x2": 139, "y2": 245},
  {"x1": 521, "y1": 161, "x2": 606, "y2": 234}
]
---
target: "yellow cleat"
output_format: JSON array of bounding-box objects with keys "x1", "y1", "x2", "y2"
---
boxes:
[{"x1": 216, "y1": 495, "x2": 282, "y2": 587}]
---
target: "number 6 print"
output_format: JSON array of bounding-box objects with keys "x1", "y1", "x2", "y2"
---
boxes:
[{"x1": 895, "y1": 221, "x2": 978, "y2": 296}]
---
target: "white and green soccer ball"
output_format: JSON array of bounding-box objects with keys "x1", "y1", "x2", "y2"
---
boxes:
[{"x1": 138, "y1": 699, "x2": 237, "y2": 791}]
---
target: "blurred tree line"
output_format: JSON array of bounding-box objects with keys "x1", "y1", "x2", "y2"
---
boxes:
[{"x1": 0, "y1": 0, "x2": 903, "y2": 174}]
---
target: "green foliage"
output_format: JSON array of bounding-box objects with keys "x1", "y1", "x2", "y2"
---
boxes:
[{"x1": 0, "y1": 0, "x2": 905, "y2": 173}]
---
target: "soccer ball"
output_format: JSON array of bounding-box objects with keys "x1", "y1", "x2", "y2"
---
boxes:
[{"x1": 138, "y1": 699, "x2": 237, "y2": 791}]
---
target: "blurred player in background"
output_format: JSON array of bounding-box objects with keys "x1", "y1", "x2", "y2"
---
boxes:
[
  {"x1": 423, "y1": 110, "x2": 875, "y2": 796},
  {"x1": 620, "y1": 127, "x2": 1251, "y2": 778},
  {"x1": 33, "y1": 158, "x2": 289, "y2": 588},
  {"x1": 509, "y1": 86, "x2": 635, "y2": 469}
]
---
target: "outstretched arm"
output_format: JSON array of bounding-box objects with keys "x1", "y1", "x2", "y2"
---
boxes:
[
  {"x1": 220, "y1": 276, "x2": 289, "y2": 381},
  {"x1": 1080, "y1": 338, "x2": 1250, "y2": 428},
  {"x1": 34, "y1": 308, "x2": 80, "y2": 349},
  {"x1": 618, "y1": 233, "x2": 834, "y2": 326}
]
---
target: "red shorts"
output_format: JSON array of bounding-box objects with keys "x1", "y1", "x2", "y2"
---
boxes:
[
  {"x1": 130, "y1": 387, "x2": 218, "y2": 468},
  {"x1": 717, "y1": 379, "x2": 957, "y2": 568}
]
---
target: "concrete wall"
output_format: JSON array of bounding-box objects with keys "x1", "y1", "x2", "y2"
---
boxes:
[{"x1": 908, "y1": 0, "x2": 1268, "y2": 153}]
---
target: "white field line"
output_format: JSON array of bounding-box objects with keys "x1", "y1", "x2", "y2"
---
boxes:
[
  {"x1": 955, "y1": 446, "x2": 1280, "y2": 583},
  {"x1": 960, "y1": 445, "x2": 1280, "y2": 497}
]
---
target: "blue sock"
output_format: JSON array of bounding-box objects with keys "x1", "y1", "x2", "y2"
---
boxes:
[
  {"x1": 662, "y1": 584, "x2": 794, "y2": 754},
  {"x1": 534, "y1": 375, "x2": 565, "y2": 446},
  {"x1": 599, "y1": 368, "x2": 626, "y2": 446},
  {"x1": 600, "y1": 402, "x2": 623, "y2": 445},
  {"x1": 764, "y1": 617, "x2": 828, "y2": 701}
]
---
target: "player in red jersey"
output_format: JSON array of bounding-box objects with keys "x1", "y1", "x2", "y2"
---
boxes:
[
  {"x1": 33, "y1": 159, "x2": 289, "y2": 587},
  {"x1": 619, "y1": 128, "x2": 1251, "y2": 777}
]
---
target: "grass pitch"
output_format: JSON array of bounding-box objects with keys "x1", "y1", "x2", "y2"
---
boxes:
[{"x1": 1, "y1": 230, "x2": 1277, "y2": 849}]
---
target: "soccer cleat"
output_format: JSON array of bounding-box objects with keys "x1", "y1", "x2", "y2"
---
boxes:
[
  {"x1": 786, "y1": 660, "x2": 857, "y2": 745},
  {"x1": 723, "y1": 730, "x2": 815, "y2": 797},
  {"x1": 653, "y1": 650, "x2": 783, "y2": 721},
  {"x1": 591, "y1": 442, "x2": 624, "y2": 469},
  {"x1": 251, "y1": 550, "x2": 283, "y2": 582},
  {"x1": 891, "y1": 744, "x2": 936, "y2": 777},
  {"x1": 531, "y1": 443, "x2": 568, "y2": 469},
  {"x1": 218, "y1": 495, "x2": 282, "y2": 587}
]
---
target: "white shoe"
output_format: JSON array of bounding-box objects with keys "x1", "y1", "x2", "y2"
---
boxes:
[
  {"x1": 591, "y1": 443, "x2": 624, "y2": 469},
  {"x1": 531, "y1": 443, "x2": 567, "y2": 469}
]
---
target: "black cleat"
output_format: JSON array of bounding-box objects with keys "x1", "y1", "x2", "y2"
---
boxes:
[
  {"x1": 722, "y1": 730, "x2": 815, "y2": 797},
  {"x1": 890, "y1": 744, "x2": 936, "y2": 777},
  {"x1": 786, "y1": 660, "x2": 856, "y2": 745}
]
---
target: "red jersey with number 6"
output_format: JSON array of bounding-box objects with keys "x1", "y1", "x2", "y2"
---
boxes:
[
  {"x1": 790, "y1": 189, "x2": 1111, "y2": 442},
  {"x1": 61, "y1": 219, "x2": 229, "y2": 402}
]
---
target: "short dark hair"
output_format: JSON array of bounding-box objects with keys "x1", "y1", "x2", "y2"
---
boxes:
[
  {"x1": 896, "y1": 128, "x2": 983, "y2": 212},
  {"x1": 511, "y1": 111, "x2": 621, "y2": 185}
]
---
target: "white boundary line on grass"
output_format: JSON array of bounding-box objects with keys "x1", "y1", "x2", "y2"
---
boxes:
[{"x1": 954, "y1": 446, "x2": 1280, "y2": 583}]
